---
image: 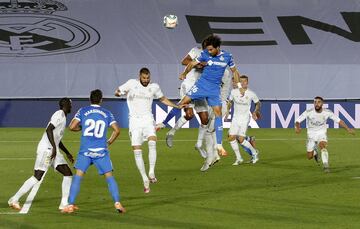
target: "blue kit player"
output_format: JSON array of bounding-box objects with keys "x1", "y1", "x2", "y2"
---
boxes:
[
  {"x1": 178, "y1": 35, "x2": 242, "y2": 156},
  {"x1": 62, "y1": 89, "x2": 125, "y2": 214}
]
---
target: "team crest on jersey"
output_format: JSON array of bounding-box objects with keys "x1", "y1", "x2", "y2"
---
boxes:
[
  {"x1": 219, "y1": 55, "x2": 224, "y2": 61},
  {"x1": 0, "y1": 0, "x2": 100, "y2": 57}
]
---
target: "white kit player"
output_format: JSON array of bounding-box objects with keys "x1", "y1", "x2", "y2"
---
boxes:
[
  {"x1": 226, "y1": 75, "x2": 261, "y2": 165},
  {"x1": 115, "y1": 67, "x2": 182, "y2": 193},
  {"x1": 158, "y1": 44, "x2": 209, "y2": 159},
  {"x1": 295, "y1": 96, "x2": 354, "y2": 172},
  {"x1": 8, "y1": 98, "x2": 74, "y2": 211}
]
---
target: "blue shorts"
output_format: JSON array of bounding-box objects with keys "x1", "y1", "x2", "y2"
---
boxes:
[
  {"x1": 186, "y1": 82, "x2": 221, "y2": 107},
  {"x1": 75, "y1": 153, "x2": 113, "y2": 175}
]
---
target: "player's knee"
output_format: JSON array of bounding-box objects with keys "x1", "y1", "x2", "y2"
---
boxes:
[
  {"x1": 307, "y1": 152, "x2": 314, "y2": 159},
  {"x1": 237, "y1": 136, "x2": 245, "y2": 143},
  {"x1": 184, "y1": 113, "x2": 193, "y2": 120},
  {"x1": 318, "y1": 142, "x2": 326, "y2": 149},
  {"x1": 56, "y1": 164, "x2": 73, "y2": 176},
  {"x1": 228, "y1": 135, "x2": 236, "y2": 141},
  {"x1": 34, "y1": 170, "x2": 45, "y2": 181}
]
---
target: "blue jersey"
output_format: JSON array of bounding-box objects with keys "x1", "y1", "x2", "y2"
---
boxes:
[
  {"x1": 195, "y1": 49, "x2": 235, "y2": 88},
  {"x1": 74, "y1": 105, "x2": 116, "y2": 157}
]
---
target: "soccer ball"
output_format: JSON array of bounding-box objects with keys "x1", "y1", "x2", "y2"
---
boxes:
[{"x1": 163, "y1": 14, "x2": 178, "y2": 29}]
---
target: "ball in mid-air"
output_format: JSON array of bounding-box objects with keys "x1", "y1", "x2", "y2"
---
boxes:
[{"x1": 163, "y1": 14, "x2": 178, "y2": 29}]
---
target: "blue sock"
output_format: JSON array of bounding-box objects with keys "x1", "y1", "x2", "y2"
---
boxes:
[
  {"x1": 68, "y1": 174, "x2": 82, "y2": 205},
  {"x1": 241, "y1": 145, "x2": 253, "y2": 156},
  {"x1": 214, "y1": 116, "x2": 223, "y2": 144},
  {"x1": 163, "y1": 107, "x2": 181, "y2": 125},
  {"x1": 106, "y1": 176, "x2": 120, "y2": 202}
]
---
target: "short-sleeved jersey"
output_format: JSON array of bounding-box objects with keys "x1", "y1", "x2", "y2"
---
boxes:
[
  {"x1": 296, "y1": 108, "x2": 341, "y2": 135},
  {"x1": 184, "y1": 47, "x2": 202, "y2": 84},
  {"x1": 118, "y1": 79, "x2": 164, "y2": 118},
  {"x1": 74, "y1": 105, "x2": 116, "y2": 156},
  {"x1": 229, "y1": 88, "x2": 259, "y2": 120},
  {"x1": 39, "y1": 110, "x2": 66, "y2": 149},
  {"x1": 195, "y1": 49, "x2": 235, "y2": 88}
]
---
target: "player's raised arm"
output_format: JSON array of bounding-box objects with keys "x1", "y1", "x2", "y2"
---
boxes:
[
  {"x1": 159, "y1": 96, "x2": 182, "y2": 109},
  {"x1": 179, "y1": 60, "x2": 198, "y2": 80},
  {"x1": 107, "y1": 122, "x2": 120, "y2": 145},
  {"x1": 46, "y1": 123, "x2": 57, "y2": 159}
]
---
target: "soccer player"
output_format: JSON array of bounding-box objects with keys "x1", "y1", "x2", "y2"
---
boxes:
[
  {"x1": 226, "y1": 75, "x2": 261, "y2": 165},
  {"x1": 115, "y1": 67, "x2": 182, "y2": 193},
  {"x1": 62, "y1": 89, "x2": 125, "y2": 213},
  {"x1": 295, "y1": 96, "x2": 355, "y2": 172},
  {"x1": 163, "y1": 44, "x2": 209, "y2": 157},
  {"x1": 8, "y1": 98, "x2": 74, "y2": 211},
  {"x1": 177, "y1": 34, "x2": 242, "y2": 156}
]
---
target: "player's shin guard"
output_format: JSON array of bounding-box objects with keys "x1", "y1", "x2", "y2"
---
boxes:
[
  {"x1": 230, "y1": 140, "x2": 242, "y2": 160},
  {"x1": 61, "y1": 176, "x2": 72, "y2": 206},
  {"x1": 163, "y1": 107, "x2": 181, "y2": 125},
  {"x1": 68, "y1": 175, "x2": 82, "y2": 205},
  {"x1": 214, "y1": 116, "x2": 223, "y2": 145},
  {"x1": 196, "y1": 124, "x2": 207, "y2": 148},
  {"x1": 134, "y1": 150, "x2": 148, "y2": 182},
  {"x1": 241, "y1": 140, "x2": 257, "y2": 155},
  {"x1": 106, "y1": 176, "x2": 120, "y2": 203},
  {"x1": 12, "y1": 176, "x2": 39, "y2": 201},
  {"x1": 148, "y1": 141, "x2": 157, "y2": 177},
  {"x1": 321, "y1": 148, "x2": 329, "y2": 165}
]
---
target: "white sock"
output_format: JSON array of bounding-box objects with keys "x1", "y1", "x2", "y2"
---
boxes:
[
  {"x1": 241, "y1": 140, "x2": 257, "y2": 155},
  {"x1": 230, "y1": 140, "x2": 242, "y2": 161},
  {"x1": 321, "y1": 148, "x2": 329, "y2": 165},
  {"x1": 12, "y1": 176, "x2": 39, "y2": 201},
  {"x1": 168, "y1": 116, "x2": 188, "y2": 135},
  {"x1": 196, "y1": 124, "x2": 207, "y2": 148},
  {"x1": 148, "y1": 140, "x2": 157, "y2": 178},
  {"x1": 134, "y1": 150, "x2": 148, "y2": 182},
  {"x1": 60, "y1": 176, "x2": 72, "y2": 206},
  {"x1": 205, "y1": 132, "x2": 214, "y2": 164}
]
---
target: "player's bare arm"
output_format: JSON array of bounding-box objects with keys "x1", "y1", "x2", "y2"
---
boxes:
[
  {"x1": 159, "y1": 96, "x2": 184, "y2": 109},
  {"x1": 339, "y1": 120, "x2": 355, "y2": 135},
  {"x1": 69, "y1": 119, "x2": 81, "y2": 132},
  {"x1": 224, "y1": 100, "x2": 233, "y2": 119},
  {"x1": 46, "y1": 123, "x2": 57, "y2": 159},
  {"x1": 179, "y1": 60, "x2": 198, "y2": 80},
  {"x1": 252, "y1": 101, "x2": 262, "y2": 120},
  {"x1": 59, "y1": 141, "x2": 74, "y2": 163},
  {"x1": 295, "y1": 121, "x2": 301, "y2": 134},
  {"x1": 107, "y1": 122, "x2": 120, "y2": 145}
]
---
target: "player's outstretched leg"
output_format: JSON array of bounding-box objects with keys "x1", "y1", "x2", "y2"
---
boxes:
[
  {"x1": 166, "y1": 116, "x2": 187, "y2": 148},
  {"x1": 238, "y1": 136, "x2": 259, "y2": 163},
  {"x1": 105, "y1": 174, "x2": 126, "y2": 213},
  {"x1": 8, "y1": 175, "x2": 40, "y2": 210},
  {"x1": 156, "y1": 107, "x2": 181, "y2": 131},
  {"x1": 133, "y1": 149, "x2": 150, "y2": 193},
  {"x1": 148, "y1": 140, "x2": 158, "y2": 183},
  {"x1": 229, "y1": 136, "x2": 244, "y2": 166}
]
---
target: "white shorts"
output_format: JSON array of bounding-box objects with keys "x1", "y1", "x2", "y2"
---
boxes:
[
  {"x1": 129, "y1": 116, "x2": 156, "y2": 146},
  {"x1": 34, "y1": 144, "x2": 68, "y2": 171},
  {"x1": 180, "y1": 81, "x2": 208, "y2": 113},
  {"x1": 228, "y1": 118, "x2": 250, "y2": 137},
  {"x1": 306, "y1": 132, "x2": 327, "y2": 152}
]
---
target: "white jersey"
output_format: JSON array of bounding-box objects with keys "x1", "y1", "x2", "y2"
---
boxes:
[
  {"x1": 118, "y1": 79, "x2": 164, "y2": 118},
  {"x1": 38, "y1": 110, "x2": 66, "y2": 149},
  {"x1": 229, "y1": 88, "x2": 259, "y2": 120},
  {"x1": 296, "y1": 108, "x2": 341, "y2": 135},
  {"x1": 183, "y1": 47, "x2": 202, "y2": 85}
]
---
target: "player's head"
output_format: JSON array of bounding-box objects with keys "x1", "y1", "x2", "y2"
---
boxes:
[
  {"x1": 314, "y1": 96, "x2": 324, "y2": 112},
  {"x1": 139, "y1": 67, "x2": 151, "y2": 87},
  {"x1": 239, "y1": 75, "x2": 249, "y2": 89},
  {"x1": 90, "y1": 89, "x2": 103, "y2": 105},
  {"x1": 202, "y1": 34, "x2": 221, "y2": 56},
  {"x1": 59, "y1": 97, "x2": 72, "y2": 114}
]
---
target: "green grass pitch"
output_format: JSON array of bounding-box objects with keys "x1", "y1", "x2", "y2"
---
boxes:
[{"x1": 1, "y1": 128, "x2": 360, "y2": 228}]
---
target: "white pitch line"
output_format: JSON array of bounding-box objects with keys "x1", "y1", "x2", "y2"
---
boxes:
[
  {"x1": 0, "y1": 138, "x2": 359, "y2": 143},
  {"x1": 0, "y1": 158, "x2": 33, "y2": 160},
  {"x1": 0, "y1": 212, "x2": 21, "y2": 215}
]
